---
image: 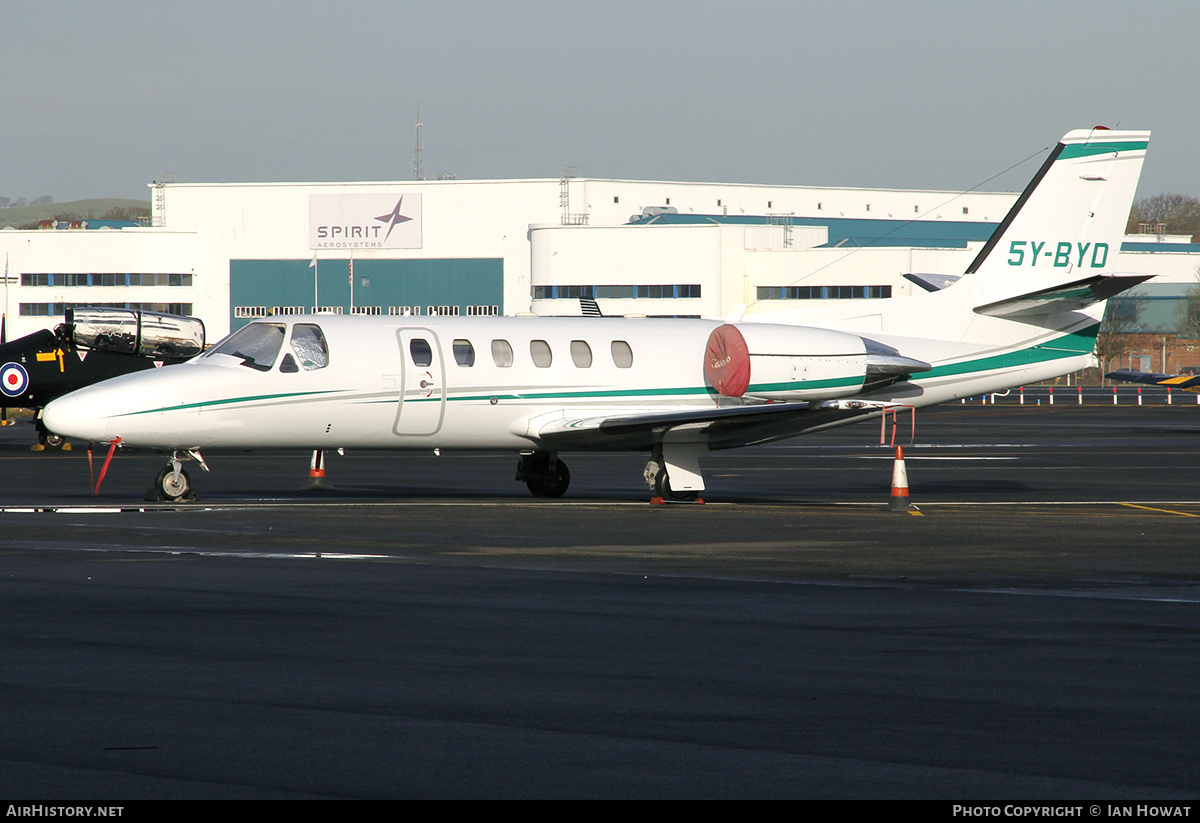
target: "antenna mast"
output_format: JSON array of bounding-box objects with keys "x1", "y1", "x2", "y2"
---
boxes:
[{"x1": 412, "y1": 103, "x2": 425, "y2": 181}]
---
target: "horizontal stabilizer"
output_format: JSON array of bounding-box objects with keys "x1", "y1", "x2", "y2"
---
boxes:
[
  {"x1": 903, "y1": 273, "x2": 961, "y2": 293},
  {"x1": 973, "y1": 274, "x2": 1154, "y2": 320}
]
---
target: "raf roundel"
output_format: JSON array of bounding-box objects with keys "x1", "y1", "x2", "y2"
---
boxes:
[{"x1": 0, "y1": 362, "x2": 29, "y2": 398}]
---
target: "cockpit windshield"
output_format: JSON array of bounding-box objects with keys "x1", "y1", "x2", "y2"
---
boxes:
[
  {"x1": 290, "y1": 324, "x2": 329, "y2": 370},
  {"x1": 204, "y1": 323, "x2": 286, "y2": 371}
]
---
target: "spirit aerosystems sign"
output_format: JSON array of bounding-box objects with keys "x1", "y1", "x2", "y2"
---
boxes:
[{"x1": 309, "y1": 193, "x2": 423, "y2": 249}]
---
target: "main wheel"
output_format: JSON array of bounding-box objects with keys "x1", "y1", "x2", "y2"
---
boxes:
[
  {"x1": 150, "y1": 466, "x2": 194, "y2": 502},
  {"x1": 654, "y1": 467, "x2": 698, "y2": 502},
  {"x1": 525, "y1": 460, "x2": 570, "y2": 498}
]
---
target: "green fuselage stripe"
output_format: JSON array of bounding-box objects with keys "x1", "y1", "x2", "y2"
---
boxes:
[{"x1": 111, "y1": 328, "x2": 1098, "y2": 414}]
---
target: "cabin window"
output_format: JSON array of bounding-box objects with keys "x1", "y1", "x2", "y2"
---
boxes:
[
  {"x1": 570, "y1": 340, "x2": 592, "y2": 368},
  {"x1": 290, "y1": 324, "x2": 329, "y2": 370},
  {"x1": 409, "y1": 338, "x2": 433, "y2": 367},
  {"x1": 453, "y1": 339, "x2": 475, "y2": 367},
  {"x1": 611, "y1": 340, "x2": 633, "y2": 368},
  {"x1": 530, "y1": 340, "x2": 553, "y2": 368},
  {"x1": 205, "y1": 322, "x2": 285, "y2": 371},
  {"x1": 491, "y1": 339, "x2": 514, "y2": 368}
]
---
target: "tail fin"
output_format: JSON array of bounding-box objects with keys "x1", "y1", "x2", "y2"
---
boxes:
[{"x1": 961, "y1": 128, "x2": 1149, "y2": 301}]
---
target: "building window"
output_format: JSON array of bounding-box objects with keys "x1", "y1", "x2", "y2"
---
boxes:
[
  {"x1": 756, "y1": 285, "x2": 892, "y2": 301},
  {"x1": 350, "y1": 305, "x2": 381, "y2": 315},
  {"x1": 428, "y1": 305, "x2": 461, "y2": 316},
  {"x1": 388, "y1": 305, "x2": 422, "y2": 316},
  {"x1": 466, "y1": 305, "x2": 498, "y2": 316},
  {"x1": 534, "y1": 284, "x2": 699, "y2": 300},
  {"x1": 26, "y1": 302, "x2": 195, "y2": 317},
  {"x1": 21, "y1": 272, "x2": 193, "y2": 287}
]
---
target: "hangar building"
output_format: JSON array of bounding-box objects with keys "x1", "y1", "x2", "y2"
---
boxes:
[{"x1": 1, "y1": 174, "x2": 1197, "y2": 343}]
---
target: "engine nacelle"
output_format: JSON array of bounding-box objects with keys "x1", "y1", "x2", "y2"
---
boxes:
[{"x1": 704, "y1": 323, "x2": 929, "y2": 402}]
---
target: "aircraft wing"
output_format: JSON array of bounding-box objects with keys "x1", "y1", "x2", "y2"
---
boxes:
[
  {"x1": 1106, "y1": 369, "x2": 1200, "y2": 392},
  {"x1": 530, "y1": 400, "x2": 876, "y2": 451}
]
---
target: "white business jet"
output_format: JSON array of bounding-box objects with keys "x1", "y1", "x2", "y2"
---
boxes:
[{"x1": 43, "y1": 128, "x2": 1152, "y2": 501}]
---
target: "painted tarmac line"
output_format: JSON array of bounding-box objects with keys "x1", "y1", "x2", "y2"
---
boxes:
[
  {"x1": 5, "y1": 499, "x2": 1200, "y2": 514},
  {"x1": 1117, "y1": 502, "x2": 1200, "y2": 518}
]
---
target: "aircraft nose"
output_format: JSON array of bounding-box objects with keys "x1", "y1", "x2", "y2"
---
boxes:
[{"x1": 43, "y1": 385, "x2": 112, "y2": 442}]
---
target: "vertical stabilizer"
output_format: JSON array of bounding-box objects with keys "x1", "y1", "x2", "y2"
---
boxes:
[{"x1": 962, "y1": 128, "x2": 1148, "y2": 298}]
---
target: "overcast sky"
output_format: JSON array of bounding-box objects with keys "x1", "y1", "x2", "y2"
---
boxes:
[{"x1": 2, "y1": 0, "x2": 1196, "y2": 203}]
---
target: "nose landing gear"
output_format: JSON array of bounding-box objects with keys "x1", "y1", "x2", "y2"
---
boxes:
[{"x1": 145, "y1": 451, "x2": 207, "y2": 502}]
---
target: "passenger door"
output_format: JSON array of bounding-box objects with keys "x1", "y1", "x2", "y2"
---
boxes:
[{"x1": 393, "y1": 328, "x2": 446, "y2": 436}]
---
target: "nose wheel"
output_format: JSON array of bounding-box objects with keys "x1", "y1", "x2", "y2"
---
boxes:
[
  {"x1": 145, "y1": 451, "x2": 205, "y2": 502},
  {"x1": 152, "y1": 466, "x2": 193, "y2": 501}
]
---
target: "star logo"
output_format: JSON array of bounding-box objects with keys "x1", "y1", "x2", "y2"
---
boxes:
[{"x1": 375, "y1": 196, "x2": 413, "y2": 242}]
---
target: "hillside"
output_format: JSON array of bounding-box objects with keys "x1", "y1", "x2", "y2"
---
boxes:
[{"x1": 0, "y1": 199, "x2": 151, "y2": 229}]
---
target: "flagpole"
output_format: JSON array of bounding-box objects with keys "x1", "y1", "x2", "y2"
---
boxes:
[
  {"x1": 349, "y1": 250, "x2": 354, "y2": 314},
  {"x1": 310, "y1": 252, "x2": 318, "y2": 311}
]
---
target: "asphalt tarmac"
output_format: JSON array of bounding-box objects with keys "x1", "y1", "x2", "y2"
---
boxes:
[{"x1": 1, "y1": 404, "x2": 1199, "y2": 799}]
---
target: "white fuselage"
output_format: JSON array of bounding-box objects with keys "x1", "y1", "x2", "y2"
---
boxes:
[{"x1": 42, "y1": 312, "x2": 1095, "y2": 453}]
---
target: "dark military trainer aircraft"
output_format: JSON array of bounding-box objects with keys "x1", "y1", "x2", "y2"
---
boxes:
[{"x1": 0, "y1": 307, "x2": 205, "y2": 449}]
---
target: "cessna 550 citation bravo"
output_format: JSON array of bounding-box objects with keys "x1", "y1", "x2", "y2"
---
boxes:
[{"x1": 43, "y1": 128, "x2": 1153, "y2": 501}]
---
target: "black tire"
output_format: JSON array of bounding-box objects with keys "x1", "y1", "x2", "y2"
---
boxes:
[
  {"x1": 43, "y1": 433, "x2": 65, "y2": 450},
  {"x1": 654, "y1": 467, "x2": 698, "y2": 502},
  {"x1": 152, "y1": 466, "x2": 194, "y2": 502},
  {"x1": 525, "y1": 460, "x2": 570, "y2": 498}
]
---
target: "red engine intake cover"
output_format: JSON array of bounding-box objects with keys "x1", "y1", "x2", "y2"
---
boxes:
[{"x1": 704, "y1": 324, "x2": 751, "y2": 397}]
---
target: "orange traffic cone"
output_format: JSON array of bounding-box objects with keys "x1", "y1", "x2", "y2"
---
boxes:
[
  {"x1": 305, "y1": 449, "x2": 333, "y2": 490},
  {"x1": 888, "y1": 445, "x2": 915, "y2": 511}
]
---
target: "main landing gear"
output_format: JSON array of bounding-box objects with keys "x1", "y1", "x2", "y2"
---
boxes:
[
  {"x1": 516, "y1": 451, "x2": 570, "y2": 498},
  {"x1": 644, "y1": 459, "x2": 700, "y2": 502},
  {"x1": 644, "y1": 444, "x2": 705, "y2": 503},
  {"x1": 145, "y1": 451, "x2": 207, "y2": 502}
]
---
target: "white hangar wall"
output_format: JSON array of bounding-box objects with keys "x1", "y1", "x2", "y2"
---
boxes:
[
  {"x1": 22, "y1": 174, "x2": 1200, "y2": 341},
  {"x1": 528, "y1": 221, "x2": 984, "y2": 319},
  {"x1": 0, "y1": 227, "x2": 203, "y2": 339}
]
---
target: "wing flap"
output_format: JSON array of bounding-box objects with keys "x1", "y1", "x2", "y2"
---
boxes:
[{"x1": 531, "y1": 401, "x2": 876, "y2": 451}]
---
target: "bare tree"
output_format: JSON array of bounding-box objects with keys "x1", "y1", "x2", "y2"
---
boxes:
[
  {"x1": 1175, "y1": 266, "x2": 1200, "y2": 341},
  {"x1": 1127, "y1": 193, "x2": 1200, "y2": 237},
  {"x1": 1096, "y1": 292, "x2": 1143, "y2": 379}
]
